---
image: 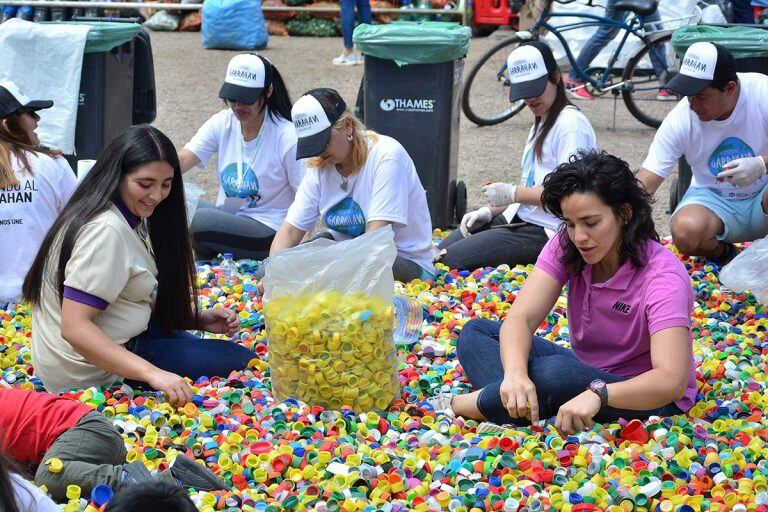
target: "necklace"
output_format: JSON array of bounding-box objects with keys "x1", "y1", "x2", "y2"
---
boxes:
[{"x1": 336, "y1": 166, "x2": 350, "y2": 192}]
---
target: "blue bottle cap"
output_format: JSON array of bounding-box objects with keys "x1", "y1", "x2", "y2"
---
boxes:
[{"x1": 91, "y1": 484, "x2": 114, "y2": 506}]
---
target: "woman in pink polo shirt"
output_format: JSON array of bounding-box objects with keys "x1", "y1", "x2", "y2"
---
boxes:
[{"x1": 429, "y1": 151, "x2": 696, "y2": 435}]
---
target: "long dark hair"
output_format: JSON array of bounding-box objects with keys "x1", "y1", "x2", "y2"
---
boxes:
[
  {"x1": 0, "y1": 111, "x2": 61, "y2": 188},
  {"x1": 531, "y1": 69, "x2": 573, "y2": 161},
  {"x1": 23, "y1": 125, "x2": 198, "y2": 330},
  {"x1": 541, "y1": 151, "x2": 659, "y2": 274},
  {"x1": 253, "y1": 55, "x2": 293, "y2": 122},
  {"x1": 0, "y1": 432, "x2": 26, "y2": 512}
]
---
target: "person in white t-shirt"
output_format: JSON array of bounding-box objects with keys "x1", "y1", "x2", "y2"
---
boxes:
[
  {"x1": 179, "y1": 54, "x2": 305, "y2": 260},
  {"x1": 637, "y1": 42, "x2": 768, "y2": 265},
  {"x1": 270, "y1": 88, "x2": 435, "y2": 282},
  {"x1": 0, "y1": 461, "x2": 57, "y2": 512},
  {"x1": 436, "y1": 41, "x2": 597, "y2": 271},
  {"x1": 0, "y1": 81, "x2": 77, "y2": 305},
  {"x1": 24, "y1": 125, "x2": 254, "y2": 403}
]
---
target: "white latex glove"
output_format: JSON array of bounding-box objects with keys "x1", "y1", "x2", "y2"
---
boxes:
[
  {"x1": 717, "y1": 157, "x2": 767, "y2": 186},
  {"x1": 482, "y1": 182, "x2": 517, "y2": 207},
  {"x1": 459, "y1": 207, "x2": 493, "y2": 237}
]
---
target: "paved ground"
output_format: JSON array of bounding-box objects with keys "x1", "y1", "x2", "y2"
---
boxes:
[{"x1": 151, "y1": 31, "x2": 677, "y2": 235}]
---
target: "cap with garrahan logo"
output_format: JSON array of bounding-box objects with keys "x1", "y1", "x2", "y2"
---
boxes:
[
  {"x1": 219, "y1": 54, "x2": 271, "y2": 105},
  {"x1": 291, "y1": 88, "x2": 347, "y2": 160},
  {"x1": 506, "y1": 41, "x2": 558, "y2": 102},
  {"x1": 0, "y1": 81, "x2": 53, "y2": 119},
  {"x1": 665, "y1": 42, "x2": 737, "y2": 97}
]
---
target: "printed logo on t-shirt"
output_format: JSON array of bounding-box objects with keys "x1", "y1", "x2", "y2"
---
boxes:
[
  {"x1": 707, "y1": 137, "x2": 755, "y2": 176},
  {"x1": 325, "y1": 197, "x2": 366, "y2": 237},
  {"x1": 220, "y1": 163, "x2": 261, "y2": 207},
  {"x1": 612, "y1": 300, "x2": 632, "y2": 314}
]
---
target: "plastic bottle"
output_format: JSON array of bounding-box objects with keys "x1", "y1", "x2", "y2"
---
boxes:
[
  {"x1": 102, "y1": 0, "x2": 119, "y2": 18},
  {"x1": 50, "y1": 3, "x2": 67, "y2": 21},
  {"x1": 84, "y1": 0, "x2": 100, "y2": 19},
  {"x1": 392, "y1": 295, "x2": 422, "y2": 346},
  {"x1": 220, "y1": 253, "x2": 238, "y2": 281},
  {"x1": 16, "y1": 4, "x2": 34, "y2": 20},
  {"x1": 1, "y1": 5, "x2": 18, "y2": 22},
  {"x1": 416, "y1": 0, "x2": 432, "y2": 21},
  {"x1": 33, "y1": 0, "x2": 49, "y2": 22},
  {"x1": 398, "y1": 0, "x2": 415, "y2": 21}
]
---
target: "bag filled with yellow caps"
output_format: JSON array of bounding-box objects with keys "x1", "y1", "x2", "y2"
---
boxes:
[{"x1": 263, "y1": 227, "x2": 400, "y2": 411}]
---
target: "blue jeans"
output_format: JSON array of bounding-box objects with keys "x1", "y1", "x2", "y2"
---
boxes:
[
  {"x1": 125, "y1": 321, "x2": 254, "y2": 387},
  {"x1": 457, "y1": 319, "x2": 682, "y2": 425},
  {"x1": 340, "y1": 0, "x2": 372, "y2": 49},
  {"x1": 568, "y1": 0, "x2": 667, "y2": 81}
]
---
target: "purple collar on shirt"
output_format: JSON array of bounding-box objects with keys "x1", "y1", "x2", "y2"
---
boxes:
[{"x1": 112, "y1": 196, "x2": 140, "y2": 229}]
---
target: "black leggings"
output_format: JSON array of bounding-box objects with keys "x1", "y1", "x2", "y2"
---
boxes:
[
  {"x1": 437, "y1": 215, "x2": 549, "y2": 270},
  {"x1": 190, "y1": 200, "x2": 276, "y2": 260}
]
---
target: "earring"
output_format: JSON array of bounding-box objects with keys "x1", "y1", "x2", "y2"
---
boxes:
[{"x1": 347, "y1": 133, "x2": 353, "y2": 142}]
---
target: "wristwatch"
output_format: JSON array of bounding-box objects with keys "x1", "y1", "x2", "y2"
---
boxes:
[{"x1": 588, "y1": 379, "x2": 608, "y2": 410}]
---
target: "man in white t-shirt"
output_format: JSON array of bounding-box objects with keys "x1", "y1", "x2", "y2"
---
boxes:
[{"x1": 637, "y1": 43, "x2": 768, "y2": 265}]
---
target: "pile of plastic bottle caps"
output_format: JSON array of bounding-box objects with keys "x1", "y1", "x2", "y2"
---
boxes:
[{"x1": 3, "y1": 235, "x2": 768, "y2": 511}]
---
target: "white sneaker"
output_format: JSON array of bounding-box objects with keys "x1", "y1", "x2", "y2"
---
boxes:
[
  {"x1": 426, "y1": 393, "x2": 455, "y2": 416},
  {"x1": 357, "y1": 53, "x2": 365, "y2": 64},
  {"x1": 332, "y1": 53, "x2": 358, "y2": 66}
]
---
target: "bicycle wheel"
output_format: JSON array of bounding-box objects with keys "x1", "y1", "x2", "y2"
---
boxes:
[
  {"x1": 462, "y1": 35, "x2": 527, "y2": 126},
  {"x1": 622, "y1": 32, "x2": 679, "y2": 129}
]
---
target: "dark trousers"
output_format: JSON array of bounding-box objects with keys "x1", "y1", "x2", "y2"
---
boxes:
[
  {"x1": 35, "y1": 411, "x2": 126, "y2": 502},
  {"x1": 457, "y1": 319, "x2": 683, "y2": 425},
  {"x1": 437, "y1": 215, "x2": 549, "y2": 270}
]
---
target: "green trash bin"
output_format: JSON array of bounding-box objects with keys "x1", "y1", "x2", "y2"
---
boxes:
[
  {"x1": 48, "y1": 21, "x2": 156, "y2": 169},
  {"x1": 668, "y1": 25, "x2": 768, "y2": 212},
  {"x1": 353, "y1": 22, "x2": 471, "y2": 228}
]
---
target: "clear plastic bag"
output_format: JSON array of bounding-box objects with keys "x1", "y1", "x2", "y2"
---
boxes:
[
  {"x1": 264, "y1": 227, "x2": 400, "y2": 410},
  {"x1": 720, "y1": 238, "x2": 768, "y2": 304},
  {"x1": 183, "y1": 177, "x2": 204, "y2": 226}
]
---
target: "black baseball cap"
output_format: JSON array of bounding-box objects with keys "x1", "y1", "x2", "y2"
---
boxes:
[
  {"x1": 666, "y1": 42, "x2": 738, "y2": 96},
  {"x1": 506, "y1": 41, "x2": 558, "y2": 102},
  {"x1": 0, "y1": 81, "x2": 53, "y2": 119}
]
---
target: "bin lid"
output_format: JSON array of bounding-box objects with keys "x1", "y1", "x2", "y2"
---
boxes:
[
  {"x1": 43, "y1": 22, "x2": 142, "y2": 53},
  {"x1": 353, "y1": 21, "x2": 471, "y2": 66},
  {"x1": 672, "y1": 25, "x2": 768, "y2": 59}
]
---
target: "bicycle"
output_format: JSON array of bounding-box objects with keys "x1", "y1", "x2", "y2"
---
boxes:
[{"x1": 461, "y1": 0, "x2": 694, "y2": 128}]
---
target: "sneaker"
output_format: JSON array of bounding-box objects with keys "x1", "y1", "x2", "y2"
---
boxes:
[
  {"x1": 426, "y1": 393, "x2": 455, "y2": 416},
  {"x1": 476, "y1": 422, "x2": 515, "y2": 434},
  {"x1": 332, "y1": 53, "x2": 358, "y2": 66},
  {"x1": 656, "y1": 89, "x2": 678, "y2": 101},
  {"x1": 169, "y1": 454, "x2": 228, "y2": 491},
  {"x1": 120, "y1": 461, "x2": 153, "y2": 487},
  {"x1": 357, "y1": 53, "x2": 365, "y2": 65},
  {"x1": 711, "y1": 243, "x2": 740, "y2": 267},
  {"x1": 563, "y1": 76, "x2": 593, "y2": 100}
]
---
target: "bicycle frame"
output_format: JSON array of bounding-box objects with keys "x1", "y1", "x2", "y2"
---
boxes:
[{"x1": 526, "y1": 4, "x2": 660, "y2": 91}]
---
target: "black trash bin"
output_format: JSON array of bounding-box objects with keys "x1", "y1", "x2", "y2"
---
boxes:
[
  {"x1": 354, "y1": 22, "x2": 471, "y2": 229},
  {"x1": 669, "y1": 25, "x2": 768, "y2": 212},
  {"x1": 60, "y1": 21, "x2": 156, "y2": 170}
]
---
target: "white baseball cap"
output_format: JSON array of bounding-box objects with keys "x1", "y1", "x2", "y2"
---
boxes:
[
  {"x1": 506, "y1": 41, "x2": 557, "y2": 102},
  {"x1": 218, "y1": 54, "x2": 270, "y2": 105},
  {"x1": 665, "y1": 42, "x2": 737, "y2": 97},
  {"x1": 0, "y1": 81, "x2": 53, "y2": 119},
  {"x1": 291, "y1": 88, "x2": 347, "y2": 160}
]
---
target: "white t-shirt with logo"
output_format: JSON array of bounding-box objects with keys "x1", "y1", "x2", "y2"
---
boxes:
[
  {"x1": 0, "y1": 152, "x2": 76, "y2": 303},
  {"x1": 642, "y1": 73, "x2": 768, "y2": 199},
  {"x1": 504, "y1": 106, "x2": 598, "y2": 236},
  {"x1": 184, "y1": 109, "x2": 306, "y2": 230},
  {"x1": 285, "y1": 135, "x2": 435, "y2": 273}
]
